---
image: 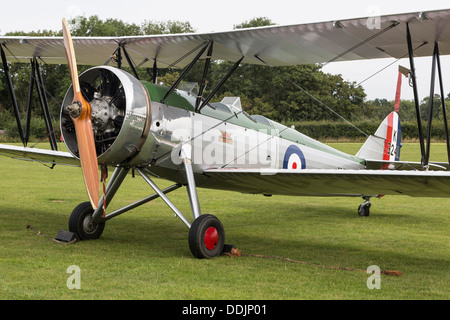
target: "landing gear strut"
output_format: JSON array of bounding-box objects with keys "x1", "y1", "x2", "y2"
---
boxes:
[
  {"x1": 67, "y1": 142, "x2": 228, "y2": 259},
  {"x1": 358, "y1": 196, "x2": 371, "y2": 217}
]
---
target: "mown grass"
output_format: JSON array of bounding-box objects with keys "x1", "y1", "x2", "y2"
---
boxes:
[{"x1": 0, "y1": 142, "x2": 449, "y2": 300}]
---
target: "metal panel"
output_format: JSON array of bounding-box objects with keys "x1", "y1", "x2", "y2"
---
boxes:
[{"x1": 60, "y1": 66, "x2": 151, "y2": 165}]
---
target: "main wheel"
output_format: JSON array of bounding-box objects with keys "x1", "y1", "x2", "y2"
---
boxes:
[
  {"x1": 188, "y1": 214, "x2": 225, "y2": 259},
  {"x1": 69, "y1": 202, "x2": 105, "y2": 240}
]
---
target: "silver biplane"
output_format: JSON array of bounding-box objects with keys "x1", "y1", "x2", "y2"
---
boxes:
[{"x1": 1, "y1": 10, "x2": 450, "y2": 258}]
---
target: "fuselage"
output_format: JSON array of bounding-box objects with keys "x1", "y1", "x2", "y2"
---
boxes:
[
  {"x1": 60, "y1": 66, "x2": 366, "y2": 194},
  {"x1": 135, "y1": 81, "x2": 365, "y2": 188}
]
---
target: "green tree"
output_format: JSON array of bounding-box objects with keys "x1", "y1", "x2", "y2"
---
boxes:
[
  {"x1": 421, "y1": 94, "x2": 444, "y2": 120},
  {"x1": 234, "y1": 17, "x2": 274, "y2": 29},
  {"x1": 141, "y1": 20, "x2": 195, "y2": 35},
  {"x1": 69, "y1": 15, "x2": 141, "y2": 37}
]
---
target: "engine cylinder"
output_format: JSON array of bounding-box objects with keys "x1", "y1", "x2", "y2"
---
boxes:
[{"x1": 61, "y1": 66, "x2": 151, "y2": 165}]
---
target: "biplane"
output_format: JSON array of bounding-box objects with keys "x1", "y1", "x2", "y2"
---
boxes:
[{"x1": 1, "y1": 9, "x2": 450, "y2": 258}]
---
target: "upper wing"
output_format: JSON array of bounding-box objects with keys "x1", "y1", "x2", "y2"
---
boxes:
[
  {"x1": 0, "y1": 144, "x2": 80, "y2": 167},
  {"x1": 1, "y1": 9, "x2": 449, "y2": 68},
  {"x1": 203, "y1": 168, "x2": 450, "y2": 198}
]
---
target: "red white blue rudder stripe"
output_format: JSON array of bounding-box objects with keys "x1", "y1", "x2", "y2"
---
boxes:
[
  {"x1": 382, "y1": 111, "x2": 402, "y2": 162},
  {"x1": 356, "y1": 111, "x2": 402, "y2": 162}
]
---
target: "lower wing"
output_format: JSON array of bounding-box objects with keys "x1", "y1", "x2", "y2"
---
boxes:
[
  {"x1": 203, "y1": 168, "x2": 450, "y2": 198},
  {"x1": 3, "y1": 143, "x2": 450, "y2": 198},
  {"x1": 0, "y1": 144, "x2": 79, "y2": 167}
]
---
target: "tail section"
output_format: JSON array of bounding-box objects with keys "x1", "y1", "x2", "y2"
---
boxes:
[
  {"x1": 356, "y1": 65, "x2": 408, "y2": 163},
  {"x1": 356, "y1": 111, "x2": 402, "y2": 161}
]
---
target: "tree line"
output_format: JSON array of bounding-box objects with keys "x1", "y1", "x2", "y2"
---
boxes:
[{"x1": 0, "y1": 16, "x2": 448, "y2": 141}]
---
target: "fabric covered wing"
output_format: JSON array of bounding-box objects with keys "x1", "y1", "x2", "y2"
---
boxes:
[
  {"x1": 203, "y1": 168, "x2": 450, "y2": 198},
  {"x1": 0, "y1": 144, "x2": 80, "y2": 166},
  {"x1": 0, "y1": 9, "x2": 449, "y2": 68}
]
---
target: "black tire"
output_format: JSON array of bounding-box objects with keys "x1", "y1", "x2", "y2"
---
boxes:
[
  {"x1": 358, "y1": 203, "x2": 370, "y2": 217},
  {"x1": 188, "y1": 214, "x2": 225, "y2": 259},
  {"x1": 69, "y1": 202, "x2": 105, "y2": 240}
]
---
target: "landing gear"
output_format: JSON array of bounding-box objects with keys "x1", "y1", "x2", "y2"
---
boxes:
[
  {"x1": 67, "y1": 148, "x2": 227, "y2": 259},
  {"x1": 69, "y1": 201, "x2": 105, "y2": 240},
  {"x1": 137, "y1": 164, "x2": 227, "y2": 259},
  {"x1": 189, "y1": 214, "x2": 225, "y2": 259},
  {"x1": 358, "y1": 197, "x2": 371, "y2": 217}
]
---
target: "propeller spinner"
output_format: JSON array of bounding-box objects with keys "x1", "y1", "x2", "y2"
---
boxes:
[{"x1": 62, "y1": 18, "x2": 100, "y2": 210}]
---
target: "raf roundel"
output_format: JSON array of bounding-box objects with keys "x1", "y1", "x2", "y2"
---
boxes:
[{"x1": 283, "y1": 145, "x2": 306, "y2": 170}]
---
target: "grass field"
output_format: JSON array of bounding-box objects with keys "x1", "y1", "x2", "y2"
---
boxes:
[{"x1": 0, "y1": 142, "x2": 449, "y2": 300}]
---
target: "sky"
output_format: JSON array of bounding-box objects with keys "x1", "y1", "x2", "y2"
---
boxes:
[{"x1": 1, "y1": 0, "x2": 450, "y2": 101}]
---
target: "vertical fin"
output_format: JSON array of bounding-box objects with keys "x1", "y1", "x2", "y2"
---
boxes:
[{"x1": 356, "y1": 66, "x2": 408, "y2": 163}]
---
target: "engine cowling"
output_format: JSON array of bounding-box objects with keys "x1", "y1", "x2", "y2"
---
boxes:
[{"x1": 61, "y1": 66, "x2": 151, "y2": 165}]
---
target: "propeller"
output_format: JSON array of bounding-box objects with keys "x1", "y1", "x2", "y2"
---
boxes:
[{"x1": 62, "y1": 18, "x2": 100, "y2": 210}]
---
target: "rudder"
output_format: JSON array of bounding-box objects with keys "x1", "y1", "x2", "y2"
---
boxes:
[{"x1": 356, "y1": 111, "x2": 402, "y2": 162}]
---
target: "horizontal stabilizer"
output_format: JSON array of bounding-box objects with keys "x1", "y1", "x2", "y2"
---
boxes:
[{"x1": 364, "y1": 159, "x2": 449, "y2": 171}]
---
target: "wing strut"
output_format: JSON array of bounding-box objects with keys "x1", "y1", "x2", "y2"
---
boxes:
[
  {"x1": 161, "y1": 41, "x2": 210, "y2": 104},
  {"x1": 152, "y1": 59, "x2": 158, "y2": 84},
  {"x1": 1, "y1": 45, "x2": 25, "y2": 145},
  {"x1": 406, "y1": 23, "x2": 450, "y2": 168},
  {"x1": 119, "y1": 44, "x2": 140, "y2": 80},
  {"x1": 33, "y1": 58, "x2": 58, "y2": 151},
  {"x1": 435, "y1": 44, "x2": 450, "y2": 166},
  {"x1": 197, "y1": 56, "x2": 244, "y2": 112},
  {"x1": 0, "y1": 47, "x2": 58, "y2": 151},
  {"x1": 196, "y1": 41, "x2": 214, "y2": 110},
  {"x1": 426, "y1": 42, "x2": 450, "y2": 167},
  {"x1": 406, "y1": 23, "x2": 426, "y2": 167}
]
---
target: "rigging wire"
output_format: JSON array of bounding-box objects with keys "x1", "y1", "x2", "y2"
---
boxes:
[
  {"x1": 256, "y1": 56, "x2": 370, "y2": 138},
  {"x1": 356, "y1": 41, "x2": 428, "y2": 87},
  {"x1": 323, "y1": 21, "x2": 400, "y2": 66},
  {"x1": 283, "y1": 75, "x2": 369, "y2": 138}
]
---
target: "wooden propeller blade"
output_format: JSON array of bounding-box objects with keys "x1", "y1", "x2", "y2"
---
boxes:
[
  {"x1": 62, "y1": 18, "x2": 99, "y2": 210},
  {"x1": 62, "y1": 19, "x2": 80, "y2": 94}
]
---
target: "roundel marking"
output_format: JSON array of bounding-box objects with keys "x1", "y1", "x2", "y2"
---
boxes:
[{"x1": 283, "y1": 145, "x2": 306, "y2": 170}]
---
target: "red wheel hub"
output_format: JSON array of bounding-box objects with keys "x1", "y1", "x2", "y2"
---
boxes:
[{"x1": 204, "y1": 227, "x2": 219, "y2": 250}]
